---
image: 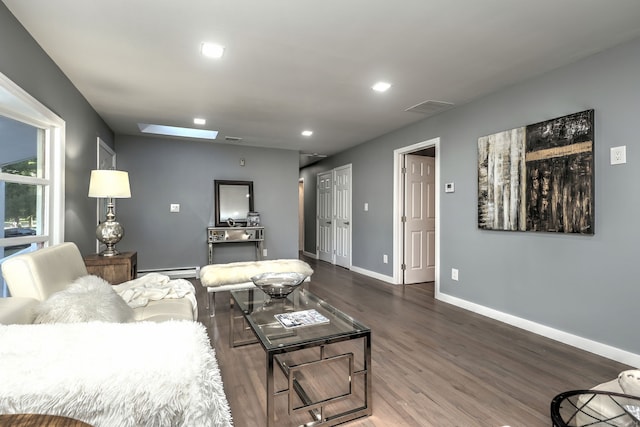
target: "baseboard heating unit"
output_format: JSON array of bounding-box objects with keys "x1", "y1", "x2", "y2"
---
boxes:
[{"x1": 138, "y1": 266, "x2": 201, "y2": 279}]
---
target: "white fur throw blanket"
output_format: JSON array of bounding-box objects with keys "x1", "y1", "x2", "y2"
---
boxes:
[
  {"x1": 201, "y1": 259, "x2": 313, "y2": 287},
  {"x1": 113, "y1": 273, "x2": 198, "y2": 318},
  {"x1": 0, "y1": 321, "x2": 232, "y2": 427}
]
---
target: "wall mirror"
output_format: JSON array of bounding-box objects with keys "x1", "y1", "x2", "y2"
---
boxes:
[{"x1": 214, "y1": 180, "x2": 254, "y2": 227}]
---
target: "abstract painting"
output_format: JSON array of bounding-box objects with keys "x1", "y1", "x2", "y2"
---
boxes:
[
  {"x1": 477, "y1": 109, "x2": 594, "y2": 234},
  {"x1": 478, "y1": 127, "x2": 526, "y2": 231},
  {"x1": 525, "y1": 109, "x2": 594, "y2": 234}
]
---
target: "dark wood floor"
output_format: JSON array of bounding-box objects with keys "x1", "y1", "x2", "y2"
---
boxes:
[{"x1": 194, "y1": 255, "x2": 630, "y2": 427}]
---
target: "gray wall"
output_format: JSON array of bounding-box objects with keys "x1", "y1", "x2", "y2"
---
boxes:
[
  {"x1": 114, "y1": 134, "x2": 300, "y2": 270},
  {"x1": 4, "y1": 0, "x2": 639, "y2": 355},
  {"x1": 0, "y1": 3, "x2": 114, "y2": 255},
  {"x1": 302, "y1": 36, "x2": 640, "y2": 355}
]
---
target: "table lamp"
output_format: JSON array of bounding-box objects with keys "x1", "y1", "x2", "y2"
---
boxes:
[{"x1": 88, "y1": 169, "x2": 131, "y2": 256}]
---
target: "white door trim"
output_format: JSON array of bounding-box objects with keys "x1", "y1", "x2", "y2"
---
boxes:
[
  {"x1": 298, "y1": 178, "x2": 305, "y2": 253},
  {"x1": 393, "y1": 137, "x2": 440, "y2": 289}
]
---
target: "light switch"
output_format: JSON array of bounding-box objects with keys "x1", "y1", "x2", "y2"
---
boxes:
[{"x1": 364, "y1": 203, "x2": 369, "y2": 211}]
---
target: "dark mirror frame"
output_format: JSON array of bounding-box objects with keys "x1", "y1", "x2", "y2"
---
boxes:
[{"x1": 214, "y1": 180, "x2": 254, "y2": 227}]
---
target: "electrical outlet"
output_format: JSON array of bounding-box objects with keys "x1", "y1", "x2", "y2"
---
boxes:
[
  {"x1": 170, "y1": 203, "x2": 180, "y2": 213},
  {"x1": 611, "y1": 146, "x2": 626, "y2": 165},
  {"x1": 262, "y1": 248, "x2": 267, "y2": 257},
  {"x1": 383, "y1": 254, "x2": 388, "y2": 263},
  {"x1": 451, "y1": 268, "x2": 459, "y2": 281}
]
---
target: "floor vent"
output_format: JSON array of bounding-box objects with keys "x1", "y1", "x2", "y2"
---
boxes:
[
  {"x1": 405, "y1": 100, "x2": 454, "y2": 115},
  {"x1": 138, "y1": 266, "x2": 201, "y2": 279}
]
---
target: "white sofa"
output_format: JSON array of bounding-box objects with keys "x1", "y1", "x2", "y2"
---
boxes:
[
  {"x1": 0, "y1": 243, "x2": 233, "y2": 426},
  {"x1": 0, "y1": 242, "x2": 195, "y2": 323}
]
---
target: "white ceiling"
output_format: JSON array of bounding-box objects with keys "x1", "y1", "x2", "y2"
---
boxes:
[{"x1": 5, "y1": 0, "x2": 640, "y2": 166}]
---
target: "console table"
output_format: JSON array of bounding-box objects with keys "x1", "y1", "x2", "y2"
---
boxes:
[{"x1": 207, "y1": 226, "x2": 265, "y2": 264}]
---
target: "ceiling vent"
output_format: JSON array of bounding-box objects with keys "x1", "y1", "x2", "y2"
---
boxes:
[
  {"x1": 405, "y1": 100, "x2": 454, "y2": 115},
  {"x1": 224, "y1": 136, "x2": 243, "y2": 142}
]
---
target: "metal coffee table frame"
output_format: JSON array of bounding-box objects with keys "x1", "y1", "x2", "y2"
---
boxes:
[
  {"x1": 230, "y1": 288, "x2": 372, "y2": 427},
  {"x1": 551, "y1": 389, "x2": 640, "y2": 426}
]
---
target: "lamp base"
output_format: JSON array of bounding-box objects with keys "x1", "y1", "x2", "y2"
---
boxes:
[
  {"x1": 99, "y1": 246, "x2": 120, "y2": 257},
  {"x1": 96, "y1": 219, "x2": 124, "y2": 257}
]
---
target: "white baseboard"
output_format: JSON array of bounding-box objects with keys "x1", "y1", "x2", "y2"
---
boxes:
[
  {"x1": 302, "y1": 250, "x2": 317, "y2": 259},
  {"x1": 350, "y1": 266, "x2": 395, "y2": 284},
  {"x1": 138, "y1": 266, "x2": 200, "y2": 279},
  {"x1": 436, "y1": 291, "x2": 640, "y2": 368}
]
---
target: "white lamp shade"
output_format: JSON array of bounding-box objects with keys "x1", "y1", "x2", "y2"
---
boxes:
[{"x1": 88, "y1": 170, "x2": 131, "y2": 198}]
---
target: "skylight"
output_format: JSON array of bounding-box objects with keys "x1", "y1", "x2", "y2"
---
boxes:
[{"x1": 138, "y1": 123, "x2": 218, "y2": 140}]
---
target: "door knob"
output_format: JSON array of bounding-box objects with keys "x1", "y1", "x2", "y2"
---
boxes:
[{"x1": 344, "y1": 221, "x2": 350, "y2": 225}]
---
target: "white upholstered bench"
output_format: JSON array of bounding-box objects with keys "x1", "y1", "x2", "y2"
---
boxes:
[{"x1": 200, "y1": 259, "x2": 313, "y2": 316}]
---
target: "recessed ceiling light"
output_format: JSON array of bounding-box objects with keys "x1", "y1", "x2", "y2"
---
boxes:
[
  {"x1": 138, "y1": 123, "x2": 218, "y2": 140},
  {"x1": 193, "y1": 118, "x2": 206, "y2": 125},
  {"x1": 200, "y1": 42, "x2": 225, "y2": 59},
  {"x1": 301, "y1": 130, "x2": 313, "y2": 137},
  {"x1": 372, "y1": 81, "x2": 391, "y2": 92}
]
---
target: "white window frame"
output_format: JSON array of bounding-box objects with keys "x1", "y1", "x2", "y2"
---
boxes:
[{"x1": 0, "y1": 71, "x2": 65, "y2": 249}]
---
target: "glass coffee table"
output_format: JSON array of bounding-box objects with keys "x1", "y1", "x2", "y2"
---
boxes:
[{"x1": 230, "y1": 288, "x2": 372, "y2": 427}]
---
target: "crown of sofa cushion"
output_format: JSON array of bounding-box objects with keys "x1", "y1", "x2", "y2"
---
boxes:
[{"x1": 34, "y1": 275, "x2": 134, "y2": 324}]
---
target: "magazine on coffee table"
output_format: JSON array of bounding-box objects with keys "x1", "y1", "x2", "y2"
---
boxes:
[{"x1": 274, "y1": 309, "x2": 330, "y2": 329}]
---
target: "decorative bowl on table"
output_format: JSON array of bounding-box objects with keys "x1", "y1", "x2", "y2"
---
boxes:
[{"x1": 250, "y1": 272, "x2": 307, "y2": 298}]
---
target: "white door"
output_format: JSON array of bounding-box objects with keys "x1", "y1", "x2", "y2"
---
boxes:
[
  {"x1": 333, "y1": 165, "x2": 352, "y2": 268},
  {"x1": 403, "y1": 154, "x2": 435, "y2": 283},
  {"x1": 317, "y1": 172, "x2": 333, "y2": 263}
]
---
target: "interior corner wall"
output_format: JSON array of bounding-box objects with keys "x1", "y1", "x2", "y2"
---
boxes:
[
  {"x1": 303, "y1": 36, "x2": 640, "y2": 356},
  {"x1": 114, "y1": 134, "x2": 300, "y2": 270},
  {"x1": 0, "y1": 3, "x2": 114, "y2": 255}
]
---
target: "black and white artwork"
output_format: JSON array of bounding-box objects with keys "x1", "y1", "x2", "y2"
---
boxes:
[
  {"x1": 477, "y1": 109, "x2": 594, "y2": 235},
  {"x1": 477, "y1": 128, "x2": 526, "y2": 231},
  {"x1": 524, "y1": 109, "x2": 594, "y2": 234}
]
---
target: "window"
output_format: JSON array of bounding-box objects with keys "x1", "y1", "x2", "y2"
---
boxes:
[{"x1": 0, "y1": 72, "x2": 65, "y2": 297}]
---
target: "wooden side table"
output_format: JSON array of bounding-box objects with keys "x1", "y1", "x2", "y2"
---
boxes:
[{"x1": 83, "y1": 251, "x2": 137, "y2": 285}]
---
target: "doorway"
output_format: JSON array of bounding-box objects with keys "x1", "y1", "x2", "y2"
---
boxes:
[
  {"x1": 404, "y1": 154, "x2": 436, "y2": 283},
  {"x1": 393, "y1": 138, "x2": 440, "y2": 286}
]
